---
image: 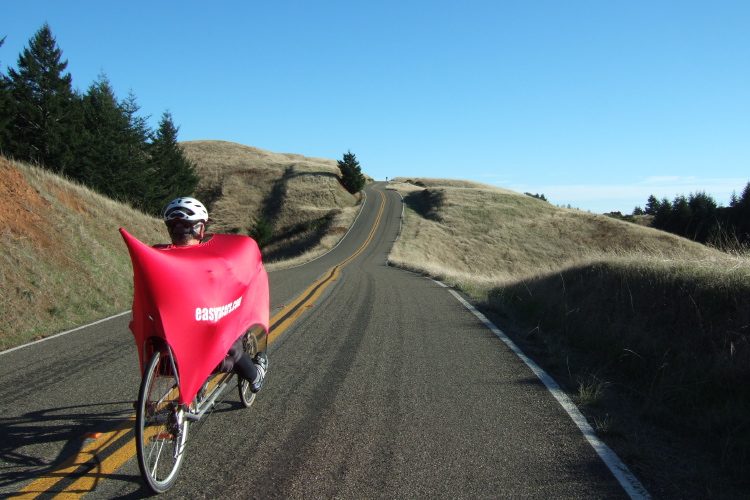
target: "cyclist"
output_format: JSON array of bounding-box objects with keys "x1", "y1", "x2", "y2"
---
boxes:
[{"x1": 158, "y1": 196, "x2": 268, "y2": 393}]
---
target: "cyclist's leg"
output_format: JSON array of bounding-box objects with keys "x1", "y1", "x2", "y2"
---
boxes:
[
  {"x1": 234, "y1": 353, "x2": 258, "y2": 382},
  {"x1": 238, "y1": 334, "x2": 258, "y2": 407},
  {"x1": 225, "y1": 338, "x2": 254, "y2": 378},
  {"x1": 231, "y1": 341, "x2": 267, "y2": 393}
]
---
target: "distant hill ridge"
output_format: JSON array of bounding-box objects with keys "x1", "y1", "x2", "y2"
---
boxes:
[
  {"x1": 180, "y1": 140, "x2": 361, "y2": 262},
  {"x1": 181, "y1": 140, "x2": 339, "y2": 171}
]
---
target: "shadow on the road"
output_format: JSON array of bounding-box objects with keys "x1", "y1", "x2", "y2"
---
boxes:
[
  {"x1": 0, "y1": 396, "x2": 252, "y2": 498},
  {"x1": 0, "y1": 402, "x2": 132, "y2": 492}
]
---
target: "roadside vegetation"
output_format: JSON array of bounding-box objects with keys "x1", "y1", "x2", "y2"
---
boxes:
[
  {"x1": 0, "y1": 157, "x2": 164, "y2": 350},
  {"x1": 642, "y1": 188, "x2": 750, "y2": 249},
  {"x1": 181, "y1": 140, "x2": 363, "y2": 267},
  {"x1": 0, "y1": 142, "x2": 363, "y2": 350},
  {"x1": 610, "y1": 189, "x2": 750, "y2": 250},
  {"x1": 387, "y1": 178, "x2": 750, "y2": 498},
  {"x1": 0, "y1": 24, "x2": 199, "y2": 215}
]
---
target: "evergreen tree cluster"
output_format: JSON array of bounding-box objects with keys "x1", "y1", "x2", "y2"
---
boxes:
[
  {"x1": 640, "y1": 183, "x2": 750, "y2": 247},
  {"x1": 0, "y1": 24, "x2": 198, "y2": 215}
]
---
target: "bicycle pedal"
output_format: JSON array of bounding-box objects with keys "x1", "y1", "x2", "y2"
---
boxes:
[{"x1": 151, "y1": 432, "x2": 174, "y2": 442}]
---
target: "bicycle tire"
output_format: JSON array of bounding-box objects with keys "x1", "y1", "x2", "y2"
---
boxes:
[
  {"x1": 136, "y1": 350, "x2": 189, "y2": 493},
  {"x1": 238, "y1": 333, "x2": 258, "y2": 408}
]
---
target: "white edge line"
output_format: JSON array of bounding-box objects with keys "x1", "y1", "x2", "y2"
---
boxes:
[
  {"x1": 1, "y1": 310, "x2": 132, "y2": 356},
  {"x1": 434, "y1": 280, "x2": 652, "y2": 500},
  {"x1": 268, "y1": 186, "x2": 369, "y2": 272},
  {"x1": 395, "y1": 188, "x2": 404, "y2": 238},
  {"x1": 384, "y1": 184, "x2": 404, "y2": 262}
]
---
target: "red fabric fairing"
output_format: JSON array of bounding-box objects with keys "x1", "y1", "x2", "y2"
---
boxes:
[{"x1": 120, "y1": 229, "x2": 269, "y2": 404}]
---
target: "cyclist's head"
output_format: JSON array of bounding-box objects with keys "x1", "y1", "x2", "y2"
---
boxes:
[{"x1": 163, "y1": 197, "x2": 208, "y2": 246}]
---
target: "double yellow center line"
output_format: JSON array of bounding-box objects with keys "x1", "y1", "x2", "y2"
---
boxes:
[
  {"x1": 11, "y1": 418, "x2": 136, "y2": 499},
  {"x1": 268, "y1": 189, "x2": 385, "y2": 343},
  {"x1": 12, "y1": 189, "x2": 386, "y2": 499}
]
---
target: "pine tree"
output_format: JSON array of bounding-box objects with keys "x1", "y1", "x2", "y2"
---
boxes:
[
  {"x1": 652, "y1": 198, "x2": 672, "y2": 230},
  {"x1": 78, "y1": 74, "x2": 150, "y2": 203},
  {"x1": 644, "y1": 195, "x2": 661, "y2": 216},
  {"x1": 732, "y1": 182, "x2": 750, "y2": 242},
  {"x1": 0, "y1": 36, "x2": 12, "y2": 153},
  {"x1": 729, "y1": 191, "x2": 739, "y2": 207},
  {"x1": 144, "y1": 112, "x2": 199, "y2": 214},
  {"x1": 6, "y1": 23, "x2": 80, "y2": 174},
  {"x1": 643, "y1": 185, "x2": 750, "y2": 247},
  {"x1": 687, "y1": 191, "x2": 718, "y2": 242},
  {"x1": 120, "y1": 90, "x2": 153, "y2": 200},
  {"x1": 669, "y1": 195, "x2": 692, "y2": 236},
  {"x1": 337, "y1": 150, "x2": 365, "y2": 194}
]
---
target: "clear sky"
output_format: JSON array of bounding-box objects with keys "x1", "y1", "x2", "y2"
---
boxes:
[{"x1": 2, "y1": 1, "x2": 749, "y2": 213}]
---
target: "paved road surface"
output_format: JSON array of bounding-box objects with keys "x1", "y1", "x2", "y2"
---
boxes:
[{"x1": 0, "y1": 182, "x2": 644, "y2": 498}]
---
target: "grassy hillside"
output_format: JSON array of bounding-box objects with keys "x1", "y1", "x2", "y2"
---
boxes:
[
  {"x1": 0, "y1": 157, "x2": 164, "y2": 350},
  {"x1": 388, "y1": 178, "x2": 750, "y2": 497},
  {"x1": 1, "y1": 142, "x2": 360, "y2": 349},
  {"x1": 181, "y1": 140, "x2": 361, "y2": 265}
]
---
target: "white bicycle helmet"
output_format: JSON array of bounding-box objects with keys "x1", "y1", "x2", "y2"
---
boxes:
[{"x1": 163, "y1": 197, "x2": 208, "y2": 224}]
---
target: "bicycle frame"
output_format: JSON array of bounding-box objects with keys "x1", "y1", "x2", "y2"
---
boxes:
[
  {"x1": 134, "y1": 325, "x2": 262, "y2": 493},
  {"x1": 184, "y1": 368, "x2": 234, "y2": 422}
]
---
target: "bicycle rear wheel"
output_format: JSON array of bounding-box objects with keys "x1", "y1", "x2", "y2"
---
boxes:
[
  {"x1": 136, "y1": 350, "x2": 189, "y2": 493},
  {"x1": 238, "y1": 333, "x2": 258, "y2": 408}
]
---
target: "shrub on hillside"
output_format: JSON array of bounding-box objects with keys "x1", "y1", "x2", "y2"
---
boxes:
[
  {"x1": 248, "y1": 215, "x2": 273, "y2": 248},
  {"x1": 524, "y1": 192, "x2": 548, "y2": 202}
]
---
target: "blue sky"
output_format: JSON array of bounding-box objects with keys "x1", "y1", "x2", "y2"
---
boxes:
[{"x1": 2, "y1": 1, "x2": 749, "y2": 213}]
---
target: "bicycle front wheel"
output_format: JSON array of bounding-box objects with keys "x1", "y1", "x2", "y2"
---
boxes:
[{"x1": 136, "y1": 350, "x2": 189, "y2": 494}]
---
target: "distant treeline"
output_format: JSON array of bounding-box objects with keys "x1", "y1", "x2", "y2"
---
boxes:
[
  {"x1": 524, "y1": 192, "x2": 548, "y2": 202},
  {"x1": 0, "y1": 24, "x2": 198, "y2": 216},
  {"x1": 634, "y1": 185, "x2": 750, "y2": 248}
]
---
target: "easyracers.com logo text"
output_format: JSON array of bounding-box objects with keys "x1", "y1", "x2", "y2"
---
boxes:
[{"x1": 195, "y1": 296, "x2": 242, "y2": 322}]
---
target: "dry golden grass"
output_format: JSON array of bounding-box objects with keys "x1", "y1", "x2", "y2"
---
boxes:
[
  {"x1": 388, "y1": 178, "x2": 729, "y2": 291},
  {"x1": 387, "y1": 177, "x2": 750, "y2": 496},
  {"x1": 182, "y1": 140, "x2": 339, "y2": 173},
  {"x1": 182, "y1": 140, "x2": 360, "y2": 262},
  {"x1": 1, "y1": 142, "x2": 360, "y2": 349},
  {"x1": 263, "y1": 206, "x2": 361, "y2": 271},
  {"x1": 0, "y1": 157, "x2": 164, "y2": 350}
]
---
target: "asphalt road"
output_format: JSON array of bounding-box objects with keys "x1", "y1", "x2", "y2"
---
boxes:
[{"x1": 0, "y1": 182, "x2": 643, "y2": 499}]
